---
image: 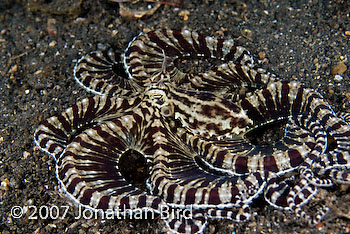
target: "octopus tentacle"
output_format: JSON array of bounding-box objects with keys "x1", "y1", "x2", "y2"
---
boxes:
[
  {"x1": 56, "y1": 114, "x2": 166, "y2": 213},
  {"x1": 266, "y1": 174, "x2": 331, "y2": 225},
  {"x1": 124, "y1": 29, "x2": 257, "y2": 91},
  {"x1": 74, "y1": 48, "x2": 140, "y2": 96},
  {"x1": 34, "y1": 95, "x2": 142, "y2": 160}
]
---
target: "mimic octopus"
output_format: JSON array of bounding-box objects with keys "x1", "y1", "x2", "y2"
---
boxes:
[{"x1": 34, "y1": 29, "x2": 350, "y2": 233}]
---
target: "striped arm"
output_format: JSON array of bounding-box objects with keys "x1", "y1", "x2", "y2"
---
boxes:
[
  {"x1": 174, "y1": 118, "x2": 316, "y2": 176},
  {"x1": 184, "y1": 63, "x2": 277, "y2": 92},
  {"x1": 55, "y1": 115, "x2": 165, "y2": 213},
  {"x1": 147, "y1": 134, "x2": 266, "y2": 209},
  {"x1": 140, "y1": 111, "x2": 266, "y2": 209},
  {"x1": 326, "y1": 167, "x2": 350, "y2": 184},
  {"x1": 34, "y1": 95, "x2": 142, "y2": 160},
  {"x1": 264, "y1": 175, "x2": 329, "y2": 224},
  {"x1": 308, "y1": 112, "x2": 350, "y2": 183},
  {"x1": 163, "y1": 208, "x2": 207, "y2": 234},
  {"x1": 338, "y1": 112, "x2": 350, "y2": 122},
  {"x1": 169, "y1": 81, "x2": 333, "y2": 177},
  {"x1": 240, "y1": 81, "x2": 350, "y2": 171},
  {"x1": 150, "y1": 152, "x2": 265, "y2": 208},
  {"x1": 124, "y1": 29, "x2": 256, "y2": 91},
  {"x1": 206, "y1": 204, "x2": 251, "y2": 222},
  {"x1": 74, "y1": 48, "x2": 138, "y2": 96}
]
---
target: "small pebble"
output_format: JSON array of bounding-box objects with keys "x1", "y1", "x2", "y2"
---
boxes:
[
  {"x1": 1, "y1": 178, "x2": 9, "y2": 190},
  {"x1": 111, "y1": 30, "x2": 118, "y2": 37},
  {"x1": 334, "y1": 74, "x2": 343, "y2": 82},
  {"x1": 47, "y1": 18, "x2": 57, "y2": 36},
  {"x1": 258, "y1": 52, "x2": 266, "y2": 60},
  {"x1": 49, "y1": 40, "x2": 57, "y2": 47},
  {"x1": 8, "y1": 64, "x2": 18, "y2": 74},
  {"x1": 47, "y1": 224, "x2": 57, "y2": 229},
  {"x1": 331, "y1": 62, "x2": 347, "y2": 75},
  {"x1": 73, "y1": 17, "x2": 86, "y2": 24},
  {"x1": 23, "y1": 151, "x2": 30, "y2": 159},
  {"x1": 34, "y1": 70, "x2": 43, "y2": 75},
  {"x1": 178, "y1": 10, "x2": 190, "y2": 21}
]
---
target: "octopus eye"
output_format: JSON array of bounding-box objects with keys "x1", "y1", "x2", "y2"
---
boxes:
[{"x1": 161, "y1": 104, "x2": 173, "y2": 117}]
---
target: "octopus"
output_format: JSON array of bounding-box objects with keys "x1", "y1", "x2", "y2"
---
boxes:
[{"x1": 34, "y1": 29, "x2": 350, "y2": 233}]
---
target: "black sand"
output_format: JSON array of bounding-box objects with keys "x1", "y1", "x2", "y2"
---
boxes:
[{"x1": 1, "y1": 1, "x2": 350, "y2": 233}]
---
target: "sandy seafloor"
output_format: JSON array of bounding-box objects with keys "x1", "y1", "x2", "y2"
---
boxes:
[{"x1": 1, "y1": 0, "x2": 350, "y2": 233}]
